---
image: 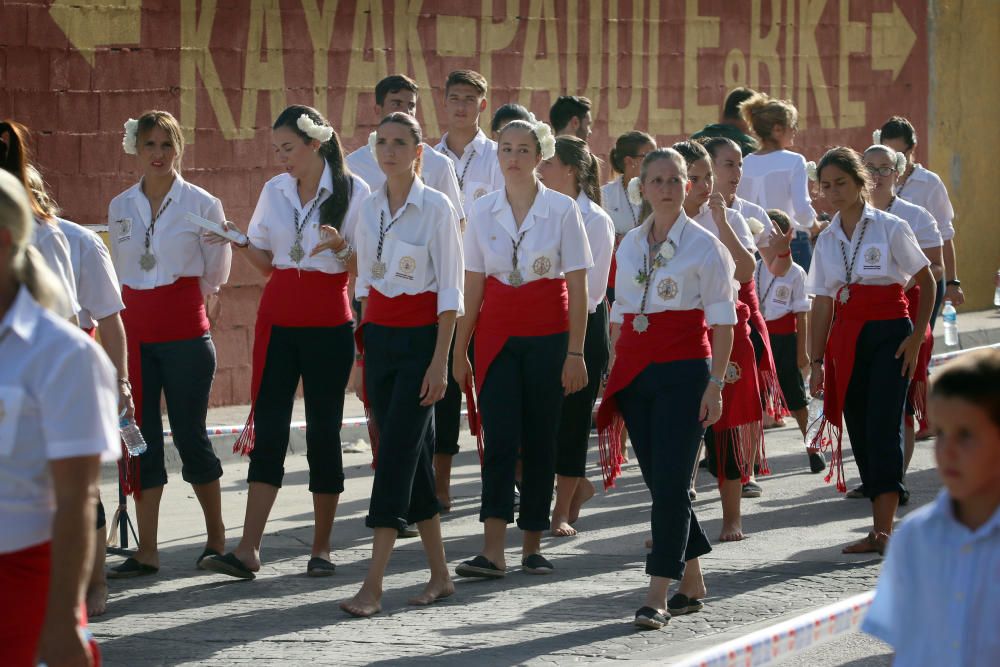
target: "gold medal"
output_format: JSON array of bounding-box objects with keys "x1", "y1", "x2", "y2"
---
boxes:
[
  {"x1": 509, "y1": 269, "x2": 524, "y2": 287},
  {"x1": 372, "y1": 261, "x2": 387, "y2": 279},
  {"x1": 139, "y1": 252, "x2": 157, "y2": 271},
  {"x1": 632, "y1": 313, "x2": 649, "y2": 333},
  {"x1": 289, "y1": 239, "x2": 305, "y2": 264}
]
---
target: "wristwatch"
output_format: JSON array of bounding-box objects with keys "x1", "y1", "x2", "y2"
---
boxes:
[
  {"x1": 946, "y1": 279, "x2": 961, "y2": 287},
  {"x1": 708, "y1": 375, "x2": 725, "y2": 390}
]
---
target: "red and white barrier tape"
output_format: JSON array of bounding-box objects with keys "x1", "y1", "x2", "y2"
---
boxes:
[{"x1": 672, "y1": 592, "x2": 874, "y2": 667}]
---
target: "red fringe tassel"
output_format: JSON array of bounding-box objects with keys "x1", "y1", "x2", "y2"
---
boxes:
[
  {"x1": 597, "y1": 414, "x2": 626, "y2": 490},
  {"x1": 809, "y1": 416, "x2": 846, "y2": 492},
  {"x1": 713, "y1": 421, "x2": 764, "y2": 485},
  {"x1": 118, "y1": 442, "x2": 142, "y2": 499}
]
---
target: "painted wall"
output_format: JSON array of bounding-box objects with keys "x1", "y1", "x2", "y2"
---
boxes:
[{"x1": 2, "y1": 0, "x2": 989, "y2": 407}]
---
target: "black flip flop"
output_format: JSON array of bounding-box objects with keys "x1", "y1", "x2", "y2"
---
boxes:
[
  {"x1": 634, "y1": 606, "x2": 670, "y2": 630},
  {"x1": 667, "y1": 593, "x2": 705, "y2": 616},
  {"x1": 455, "y1": 555, "x2": 506, "y2": 579},
  {"x1": 196, "y1": 548, "x2": 222, "y2": 570},
  {"x1": 201, "y1": 552, "x2": 256, "y2": 580},
  {"x1": 107, "y1": 557, "x2": 159, "y2": 579},
  {"x1": 306, "y1": 557, "x2": 336, "y2": 577},
  {"x1": 521, "y1": 553, "x2": 554, "y2": 575}
]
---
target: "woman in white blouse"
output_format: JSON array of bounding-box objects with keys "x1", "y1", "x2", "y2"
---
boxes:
[
  {"x1": 0, "y1": 169, "x2": 119, "y2": 666},
  {"x1": 340, "y1": 112, "x2": 463, "y2": 617},
  {"x1": 675, "y1": 139, "x2": 764, "y2": 541},
  {"x1": 0, "y1": 120, "x2": 79, "y2": 320},
  {"x1": 453, "y1": 118, "x2": 591, "y2": 578},
  {"x1": 876, "y1": 115, "x2": 961, "y2": 318},
  {"x1": 202, "y1": 105, "x2": 369, "y2": 580},
  {"x1": 597, "y1": 148, "x2": 736, "y2": 628},
  {"x1": 860, "y1": 144, "x2": 943, "y2": 501},
  {"x1": 736, "y1": 94, "x2": 820, "y2": 270},
  {"x1": 106, "y1": 110, "x2": 231, "y2": 579},
  {"x1": 806, "y1": 147, "x2": 934, "y2": 555},
  {"x1": 537, "y1": 135, "x2": 614, "y2": 537}
]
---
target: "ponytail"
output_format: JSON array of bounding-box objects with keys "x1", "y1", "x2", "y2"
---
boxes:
[
  {"x1": 552, "y1": 135, "x2": 602, "y2": 205},
  {"x1": 582, "y1": 151, "x2": 602, "y2": 206},
  {"x1": 14, "y1": 245, "x2": 64, "y2": 311}
]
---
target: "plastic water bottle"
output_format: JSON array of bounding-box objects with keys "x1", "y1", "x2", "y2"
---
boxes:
[
  {"x1": 942, "y1": 300, "x2": 959, "y2": 347},
  {"x1": 804, "y1": 397, "x2": 825, "y2": 448},
  {"x1": 120, "y1": 413, "x2": 147, "y2": 456}
]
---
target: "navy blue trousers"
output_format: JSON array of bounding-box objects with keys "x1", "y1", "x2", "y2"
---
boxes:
[
  {"x1": 618, "y1": 359, "x2": 714, "y2": 580},
  {"x1": 363, "y1": 324, "x2": 441, "y2": 531},
  {"x1": 478, "y1": 333, "x2": 568, "y2": 531}
]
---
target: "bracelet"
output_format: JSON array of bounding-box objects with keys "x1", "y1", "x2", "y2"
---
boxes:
[
  {"x1": 946, "y1": 279, "x2": 961, "y2": 287},
  {"x1": 777, "y1": 250, "x2": 791, "y2": 258},
  {"x1": 811, "y1": 358, "x2": 823, "y2": 366},
  {"x1": 708, "y1": 375, "x2": 725, "y2": 390},
  {"x1": 335, "y1": 243, "x2": 355, "y2": 262},
  {"x1": 118, "y1": 378, "x2": 132, "y2": 388},
  {"x1": 567, "y1": 351, "x2": 584, "y2": 358}
]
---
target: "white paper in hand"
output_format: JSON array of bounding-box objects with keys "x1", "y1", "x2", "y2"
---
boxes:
[{"x1": 185, "y1": 212, "x2": 248, "y2": 246}]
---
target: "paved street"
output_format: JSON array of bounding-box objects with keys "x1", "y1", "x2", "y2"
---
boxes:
[{"x1": 94, "y1": 412, "x2": 936, "y2": 666}]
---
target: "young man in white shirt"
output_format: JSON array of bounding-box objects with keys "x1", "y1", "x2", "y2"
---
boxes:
[
  {"x1": 549, "y1": 95, "x2": 593, "y2": 142},
  {"x1": 345, "y1": 74, "x2": 464, "y2": 225}
]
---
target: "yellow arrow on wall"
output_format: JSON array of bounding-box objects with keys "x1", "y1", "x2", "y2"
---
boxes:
[
  {"x1": 50, "y1": 0, "x2": 142, "y2": 67},
  {"x1": 871, "y1": 1, "x2": 916, "y2": 82}
]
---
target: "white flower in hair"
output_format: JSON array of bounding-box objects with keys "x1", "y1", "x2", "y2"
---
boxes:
[
  {"x1": 297, "y1": 114, "x2": 334, "y2": 143},
  {"x1": 533, "y1": 121, "x2": 556, "y2": 160},
  {"x1": 122, "y1": 118, "x2": 139, "y2": 155},
  {"x1": 805, "y1": 161, "x2": 818, "y2": 182},
  {"x1": 367, "y1": 130, "x2": 378, "y2": 157},
  {"x1": 872, "y1": 129, "x2": 882, "y2": 145},
  {"x1": 627, "y1": 176, "x2": 643, "y2": 206},
  {"x1": 746, "y1": 217, "x2": 766, "y2": 236},
  {"x1": 894, "y1": 151, "x2": 907, "y2": 173}
]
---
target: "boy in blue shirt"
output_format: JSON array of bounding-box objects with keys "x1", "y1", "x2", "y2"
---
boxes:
[{"x1": 862, "y1": 349, "x2": 1000, "y2": 666}]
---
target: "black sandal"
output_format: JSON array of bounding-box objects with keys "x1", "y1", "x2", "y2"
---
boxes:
[
  {"x1": 306, "y1": 557, "x2": 336, "y2": 577},
  {"x1": 196, "y1": 548, "x2": 221, "y2": 569},
  {"x1": 634, "y1": 606, "x2": 670, "y2": 630},
  {"x1": 201, "y1": 552, "x2": 256, "y2": 580},
  {"x1": 455, "y1": 555, "x2": 506, "y2": 579},
  {"x1": 667, "y1": 593, "x2": 704, "y2": 615},
  {"x1": 521, "y1": 553, "x2": 554, "y2": 575},
  {"x1": 107, "y1": 557, "x2": 159, "y2": 579}
]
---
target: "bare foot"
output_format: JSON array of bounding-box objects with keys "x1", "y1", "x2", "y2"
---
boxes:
[
  {"x1": 568, "y1": 478, "x2": 595, "y2": 525},
  {"x1": 550, "y1": 518, "x2": 577, "y2": 537},
  {"x1": 340, "y1": 587, "x2": 383, "y2": 617},
  {"x1": 408, "y1": 577, "x2": 455, "y2": 606},
  {"x1": 86, "y1": 582, "x2": 108, "y2": 617},
  {"x1": 232, "y1": 548, "x2": 262, "y2": 572},
  {"x1": 719, "y1": 521, "x2": 745, "y2": 542},
  {"x1": 620, "y1": 442, "x2": 630, "y2": 464},
  {"x1": 842, "y1": 531, "x2": 888, "y2": 555}
]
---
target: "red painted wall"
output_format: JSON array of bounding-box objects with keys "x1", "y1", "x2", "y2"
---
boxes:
[{"x1": 1, "y1": 0, "x2": 929, "y2": 405}]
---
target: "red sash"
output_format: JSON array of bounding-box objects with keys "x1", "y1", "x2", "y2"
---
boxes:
[
  {"x1": 904, "y1": 284, "x2": 933, "y2": 430},
  {"x1": 766, "y1": 312, "x2": 797, "y2": 335},
  {"x1": 596, "y1": 309, "x2": 711, "y2": 489},
  {"x1": 810, "y1": 283, "x2": 909, "y2": 491},
  {"x1": 740, "y1": 281, "x2": 786, "y2": 419},
  {"x1": 472, "y1": 276, "x2": 568, "y2": 463},
  {"x1": 233, "y1": 269, "x2": 353, "y2": 455},
  {"x1": 709, "y1": 302, "x2": 766, "y2": 484},
  {"x1": 0, "y1": 542, "x2": 100, "y2": 666},
  {"x1": 121, "y1": 277, "x2": 209, "y2": 496},
  {"x1": 354, "y1": 289, "x2": 439, "y2": 466}
]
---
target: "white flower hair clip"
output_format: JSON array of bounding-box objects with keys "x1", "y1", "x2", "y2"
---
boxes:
[
  {"x1": 746, "y1": 217, "x2": 766, "y2": 236},
  {"x1": 627, "y1": 176, "x2": 643, "y2": 206},
  {"x1": 367, "y1": 130, "x2": 378, "y2": 157},
  {"x1": 872, "y1": 129, "x2": 882, "y2": 145},
  {"x1": 532, "y1": 120, "x2": 556, "y2": 160},
  {"x1": 805, "y1": 161, "x2": 818, "y2": 182},
  {"x1": 297, "y1": 114, "x2": 334, "y2": 143},
  {"x1": 122, "y1": 118, "x2": 139, "y2": 155},
  {"x1": 894, "y1": 151, "x2": 907, "y2": 173}
]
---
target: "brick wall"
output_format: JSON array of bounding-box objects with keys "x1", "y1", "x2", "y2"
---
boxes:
[{"x1": 3, "y1": 0, "x2": 943, "y2": 405}]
